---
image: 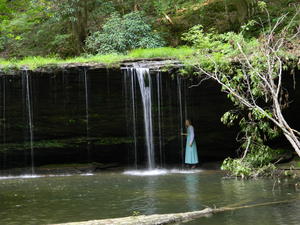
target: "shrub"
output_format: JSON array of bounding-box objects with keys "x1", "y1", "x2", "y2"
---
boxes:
[
  {"x1": 221, "y1": 147, "x2": 286, "y2": 178},
  {"x1": 85, "y1": 11, "x2": 165, "y2": 54}
]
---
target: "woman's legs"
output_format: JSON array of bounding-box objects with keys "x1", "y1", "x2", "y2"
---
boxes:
[{"x1": 185, "y1": 164, "x2": 197, "y2": 169}]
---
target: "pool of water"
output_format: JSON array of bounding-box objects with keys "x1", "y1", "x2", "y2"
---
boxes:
[{"x1": 0, "y1": 170, "x2": 299, "y2": 225}]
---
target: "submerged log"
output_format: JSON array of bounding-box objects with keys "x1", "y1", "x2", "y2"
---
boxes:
[
  {"x1": 51, "y1": 199, "x2": 299, "y2": 225},
  {"x1": 51, "y1": 208, "x2": 213, "y2": 225}
]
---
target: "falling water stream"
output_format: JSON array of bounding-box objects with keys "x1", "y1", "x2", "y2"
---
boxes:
[
  {"x1": 130, "y1": 69, "x2": 138, "y2": 168},
  {"x1": 124, "y1": 65, "x2": 162, "y2": 170},
  {"x1": 135, "y1": 67, "x2": 155, "y2": 169},
  {"x1": 177, "y1": 76, "x2": 184, "y2": 166},
  {"x1": 1, "y1": 75, "x2": 6, "y2": 169},
  {"x1": 124, "y1": 68, "x2": 138, "y2": 168},
  {"x1": 2, "y1": 66, "x2": 188, "y2": 172},
  {"x1": 83, "y1": 68, "x2": 90, "y2": 161},
  {"x1": 24, "y1": 70, "x2": 35, "y2": 174},
  {"x1": 156, "y1": 72, "x2": 163, "y2": 167},
  {"x1": 123, "y1": 65, "x2": 188, "y2": 170}
]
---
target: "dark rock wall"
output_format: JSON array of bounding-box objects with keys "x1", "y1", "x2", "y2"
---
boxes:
[{"x1": 0, "y1": 68, "x2": 240, "y2": 170}]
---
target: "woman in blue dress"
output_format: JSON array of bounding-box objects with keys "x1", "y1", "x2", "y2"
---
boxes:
[{"x1": 182, "y1": 119, "x2": 198, "y2": 168}]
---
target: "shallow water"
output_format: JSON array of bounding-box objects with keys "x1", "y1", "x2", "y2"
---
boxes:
[{"x1": 0, "y1": 170, "x2": 299, "y2": 225}]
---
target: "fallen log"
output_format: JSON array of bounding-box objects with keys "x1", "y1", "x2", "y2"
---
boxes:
[{"x1": 51, "y1": 198, "x2": 299, "y2": 225}]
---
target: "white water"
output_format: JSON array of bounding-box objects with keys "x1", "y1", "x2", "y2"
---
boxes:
[
  {"x1": 24, "y1": 70, "x2": 35, "y2": 174},
  {"x1": 123, "y1": 169, "x2": 202, "y2": 176},
  {"x1": 135, "y1": 67, "x2": 155, "y2": 169},
  {"x1": 83, "y1": 69, "x2": 91, "y2": 161},
  {"x1": 124, "y1": 68, "x2": 138, "y2": 168},
  {"x1": 177, "y1": 76, "x2": 184, "y2": 166},
  {"x1": 84, "y1": 69, "x2": 89, "y2": 138},
  {"x1": 1, "y1": 76, "x2": 6, "y2": 168},
  {"x1": 2, "y1": 76, "x2": 5, "y2": 143},
  {"x1": 123, "y1": 66, "x2": 189, "y2": 170},
  {"x1": 0, "y1": 173, "x2": 89, "y2": 180},
  {"x1": 130, "y1": 69, "x2": 138, "y2": 168},
  {"x1": 157, "y1": 72, "x2": 163, "y2": 167},
  {"x1": 0, "y1": 174, "x2": 42, "y2": 180}
]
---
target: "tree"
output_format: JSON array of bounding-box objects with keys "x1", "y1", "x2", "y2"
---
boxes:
[
  {"x1": 182, "y1": 5, "x2": 300, "y2": 160},
  {"x1": 52, "y1": 0, "x2": 92, "y2": 54},
  {"x1": 85, "y1": 11, "x2": 165, "y2": 54}
]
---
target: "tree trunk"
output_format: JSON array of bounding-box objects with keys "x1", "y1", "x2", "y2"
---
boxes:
[
  {"x1": 50, "y1": 199, "x2": 299, "y2": 225},
  {"x1": 71, "y1": 0, "x2": 89, "y2": 54},
  {"x1": 274, "y1": 98, "x2": 300, "y2": 157},
  {"x1": 284, "y1": 132, "x2": 300, "y2": 156}
]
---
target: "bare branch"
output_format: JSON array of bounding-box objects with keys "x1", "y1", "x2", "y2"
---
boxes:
[
  {"x1": 188, "y1": 76, "x2": 210, "y2": 88},
  {"x1": 241, "y1": 136, "x2": 251, "y2": 160}
]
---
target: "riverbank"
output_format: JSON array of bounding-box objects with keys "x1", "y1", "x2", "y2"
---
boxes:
[{"x1": 277, "y1": 156, "x2": 300, "y2": 177}]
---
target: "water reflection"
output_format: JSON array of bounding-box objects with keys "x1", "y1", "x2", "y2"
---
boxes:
[
  {"x1": 144, "y1": 177, "x2": 159, "y2": 215},
  {"x1": 0, "y1": 172, "x2": 299, "y2": 225},
  {"x1": 126, "y1": 176, "x2": 159, "y2": 215},
  {"x1": 184, "y1": 174, "x2": 201, "y2": 211},
  {"x1": 185, "y1": 178, "x2": 300, "y2": 225}
]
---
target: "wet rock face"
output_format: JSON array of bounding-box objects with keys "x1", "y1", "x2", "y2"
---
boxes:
[{"x1": 0, "y1": 67, "x2": 239, "y2": 170}]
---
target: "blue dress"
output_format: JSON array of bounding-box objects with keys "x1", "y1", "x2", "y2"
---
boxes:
[{"x1": 185, "y1": 125, "x2": 198, "y2": 164}]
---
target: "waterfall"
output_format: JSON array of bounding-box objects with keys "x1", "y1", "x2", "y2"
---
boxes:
[
  {"x1": 184, "y1": 79, "x2": 188, "y2": 119},
  {"x1": 124, "y1": 68, "x2": 138, "y2": 168},
  {"x1": 135, "y1": 67, "x2": 155, "y2": 169},
  {"x1": 1, "y1": 76, "x2": 6, "y2": 169},
  {"x1": 23, "y1": 70, "x2": 35, "y2": 174},
  {"x1": 130, "y1": 69, "x2": 138, "y2": 168},
  {"x1": 123, "y1": 65, "x2": 188, "y2": 169},
  {"x1": 124, "y1": 66, "x2": 156, "y2": 169},
  {"x1": 83, "y1": 68, "x2": 90, "y2": 161},
  {"x1": 177, "y1": 75, "x2": 184, "y2": 166},
  {"x1": 156, "y1": 72, "x2": 163, "y2": 167}
]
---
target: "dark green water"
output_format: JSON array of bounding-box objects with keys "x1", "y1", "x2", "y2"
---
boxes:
[{"x1": 0, "y1": 170, "x2": 299, "y2": 225}]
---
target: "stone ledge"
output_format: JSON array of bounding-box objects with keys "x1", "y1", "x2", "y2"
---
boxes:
[{"x1": 0, "y1": 58, "x2": 184, "y2": 75}]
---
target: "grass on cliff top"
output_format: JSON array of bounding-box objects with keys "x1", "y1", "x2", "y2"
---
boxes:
[
  {"x1": 0, "y1": 47, "x2": 195, "y2": 70},
  {"x1": 128, "y1": 46, "x2": 195, "y2": 59}
]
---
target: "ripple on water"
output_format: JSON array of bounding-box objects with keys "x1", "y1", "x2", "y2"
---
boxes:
[
  {"x1": 0, "y1": 173, "x2": 94, "y2": 180},
  {"x1": 0, "y1": 175, "x2": 43, "y2": 180}
]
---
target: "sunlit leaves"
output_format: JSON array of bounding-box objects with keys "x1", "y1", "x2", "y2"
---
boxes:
[{"x1": 258, "y1": 1, "x2": 267, "y2": 11}]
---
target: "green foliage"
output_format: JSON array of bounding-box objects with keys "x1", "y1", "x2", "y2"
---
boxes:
[
  {"x1": 132, "y1": 211, "x2": 141, "y2": 217},
  {"x1": 128, "y1": 47, "x2": 195, "y2": 59},
  {"x1": 0, "y1": 0, "x2": 298, "y2": 57},
  {"x1": 221, "y1": 147, "x2": 285, "y2": 178},
  {"x1": 0, "y1": 54, "x2": 127, "y2": 70},
  {"x1": 182, "y1": 4, "x2": 299, "y2": 178},
  {"x1": 0, "y1": 0, "x2": 76, "y2": 57},
  {"x1": 0, "y1": 47, "x2": 196, "y2": 71},
  {"x1": 181, "y1": 24, "x2": 260, "y2": 73},
  {"x1": 243, "y1": 0, "x2": 300, "y2": 37},
  {"x1": 85, "y1": 11, "x2": 165, "y2": 54}
]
